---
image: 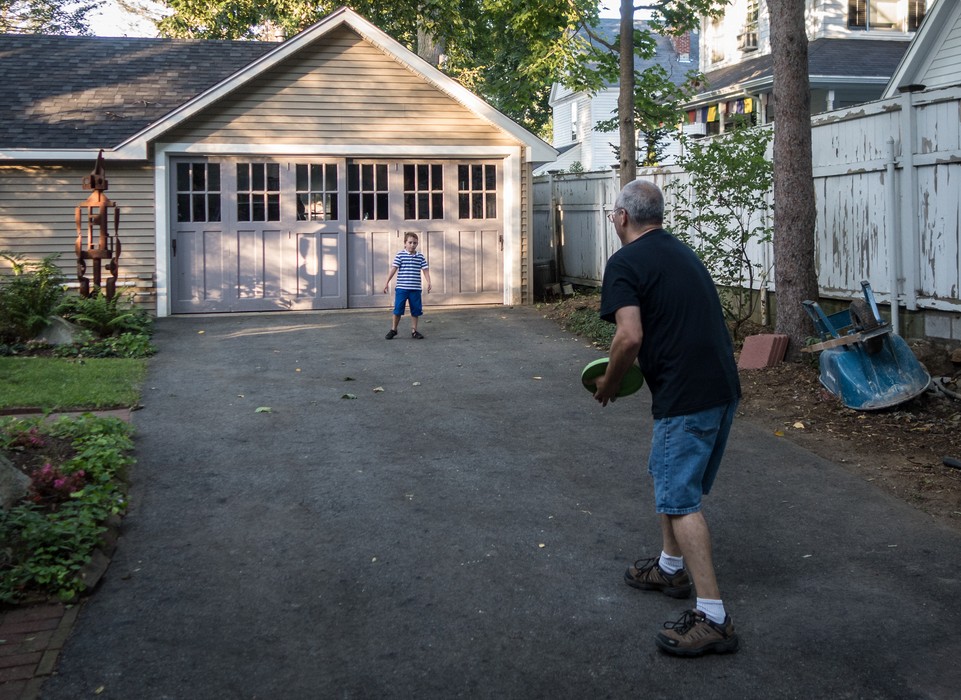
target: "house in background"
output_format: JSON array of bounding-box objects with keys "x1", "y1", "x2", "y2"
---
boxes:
[
  {"x1": 0, "y1": 7, "x2": 556, "y2": 316},
  {"x1": 883, "y1": 0, "x2": 961, "y2": 96},
  {"x1": 536, "y1": 19, "x2": 699, "y2": 175},
  {"x1": 687, "y1": 0, "x2": 930, "y2": 133}
]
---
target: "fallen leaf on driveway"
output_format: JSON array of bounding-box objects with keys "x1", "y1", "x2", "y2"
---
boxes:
[
  {"x1": 341, "y1": 393, "x2": 357, "y2": 399},
  {"x1": 373, "y1": 387, "x2": 385, "y2": 393},
  {"x1": 255, "y1": 407, "x2": 272, "y2": 413}
]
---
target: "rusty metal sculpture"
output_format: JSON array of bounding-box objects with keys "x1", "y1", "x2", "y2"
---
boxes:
[{"x1": 75, "y1": 150, "x2": 121, "y2": 299}]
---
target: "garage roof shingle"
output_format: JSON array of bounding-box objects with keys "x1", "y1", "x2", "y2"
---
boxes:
[{"x1": 0, "y1": 33, "x2": 275, "y2": 150}]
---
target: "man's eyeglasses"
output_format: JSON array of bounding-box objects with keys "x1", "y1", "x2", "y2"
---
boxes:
[{"x1": 607, "y1": 208, "x2": 624, "y2": 222}]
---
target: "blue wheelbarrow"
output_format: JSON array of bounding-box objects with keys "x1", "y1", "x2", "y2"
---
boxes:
[{"x1": 802, "y1": 281, "x2": 930, "y2": 410}]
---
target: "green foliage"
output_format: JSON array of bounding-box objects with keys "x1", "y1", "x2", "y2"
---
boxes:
[
  {"x1": 665, "y1": 121, "x2": 774, "y2": 339},
  {"x1": 57, "y1": 332, "x2": 157, "y2": 359},
  {"x1": 568, "y1": 161, "x2": 584, "y2": 173},
  {"x1": 60, "y1": 290, "x2": 153, "y2": 339},
  {"x1": 0, "y1": 252, "x2": 67, "y2": 344},
  {"x1": 0, "y1": 416, "x2": 133, "y2": 604}
]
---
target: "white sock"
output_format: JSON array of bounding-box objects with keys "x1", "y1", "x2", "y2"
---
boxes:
[
  {"x1": 658, "y1": 551, "x2": 684, "y2": 575},
  {"x1": 697, "y1": 598, "x2": 727, "y2": 624}
]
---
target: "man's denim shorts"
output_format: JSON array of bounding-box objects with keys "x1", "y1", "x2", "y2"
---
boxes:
[
  {"x1": 393, "y1": 289, "x2": 423, "y2": 317},
  {"x1": 647, "y1": 399, "x2": 739, "y2": 515}
]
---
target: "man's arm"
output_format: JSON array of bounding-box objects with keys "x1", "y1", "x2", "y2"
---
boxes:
[{"x1": 594, "y1": 305, "x2": 643, "y2": 407}]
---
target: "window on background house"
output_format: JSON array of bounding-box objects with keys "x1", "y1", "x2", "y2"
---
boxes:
[
  {"x1": 570, "y1": 101, "x2": 578, "y2": 142},
  {"x1": 236, "y1": 163, "x2": 280, "y2": 222},
  {"x1": 403, "y1": 164, "x2": 443, "y2": 220},
  {"x1": 176, "y1": 162, "x2": 221, "y2": 223},
  {"x1": 849, "y1": 0, "x2": 923, "y2": 31},
  {"x1": 739, "y1": 0, "x2": 759, "y2": 51},
  {"x1": 295, "y1": 163, "x2": 338, "y2": 221},
  {"x1": 908, "y1": 0, "x2": 927, "y2": 30}
]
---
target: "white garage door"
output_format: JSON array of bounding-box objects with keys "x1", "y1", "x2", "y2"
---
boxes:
[{"x1": 169, "y1": 158, "x2": 503, "y2": 314}]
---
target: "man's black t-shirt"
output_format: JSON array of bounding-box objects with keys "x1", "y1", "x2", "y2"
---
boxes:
[{"x1": 600, "y1": 228, "x2": 741, "y2": 418}]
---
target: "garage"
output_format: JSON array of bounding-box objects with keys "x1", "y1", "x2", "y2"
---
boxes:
[{"x1": 0, "y1": 8, "x2": 556, "y2": 317}]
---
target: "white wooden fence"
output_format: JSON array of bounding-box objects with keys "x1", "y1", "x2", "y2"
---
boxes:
[{"x1": 533, "y1": 84, "x2": 961, "y2": 339}]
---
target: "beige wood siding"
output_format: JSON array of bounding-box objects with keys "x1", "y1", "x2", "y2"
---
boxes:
[
  {"x1": 0, "y1": 163, "x2": 157, "y2": 311},
  {"x1": 520, "y1": 156, "x2": 531, "y2": 303},
  {"x1": 166, "y1": 26, "x2": 519, "y2": 148}
]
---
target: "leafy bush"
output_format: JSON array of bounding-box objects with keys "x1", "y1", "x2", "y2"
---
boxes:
[
  {"x1": 0, "y1": 415, "x2": 133, "y2": 604},
  {"x1": 0, "y1": 252, "x2": 67, "y2": 343},
  {"x1": 53, "y1": 331, "x2": 156, "y2": 359},
  {"x1": 665, "y1": 121, "x2": 774, "y2": 340},
  {"x1": 60, "y1": 289, "x2": 152, "y2": 338}
]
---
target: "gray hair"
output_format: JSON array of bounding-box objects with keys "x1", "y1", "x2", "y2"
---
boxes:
[{"x1": 616, "y1": 180, "x2": 664, "y2": 226}]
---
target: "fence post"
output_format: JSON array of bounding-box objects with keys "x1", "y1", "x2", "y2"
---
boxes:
[{"x1": 885, "y1": 137, "x2": 901, "y2": 334}]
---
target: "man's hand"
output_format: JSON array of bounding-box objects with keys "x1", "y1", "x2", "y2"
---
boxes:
[
  {"x1": 593, "y1": 374, "x2": 618, "y2": 406},
  {"x1": 594, "y1": 305, "x2": 643, "y2": 407}
]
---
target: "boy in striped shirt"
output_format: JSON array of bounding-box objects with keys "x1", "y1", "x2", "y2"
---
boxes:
[{"x1": 383, "y1": 233, "x2": 432, "y2": 339}]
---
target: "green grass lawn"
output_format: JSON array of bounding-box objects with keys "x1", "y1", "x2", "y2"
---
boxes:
[{"x1": 0, "y1": 357, "x2": 147, "y2": 411}]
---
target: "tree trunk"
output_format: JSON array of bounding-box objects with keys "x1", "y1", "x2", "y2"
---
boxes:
[
  {"x1": 417, "y1": 24, "x2": 445, "y2": 67},
  {"x1": 618, "y1": 0, "x2": 636, "y2": 187},
  {"x1": 767, "y1": 0, "x2": 819, "y2": 359}
]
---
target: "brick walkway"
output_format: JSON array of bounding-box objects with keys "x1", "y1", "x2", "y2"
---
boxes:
[
  {"x1": 0, "y1": 602, "x2": 81, "y2": 699},
  {"x1": 0, "y1": 409, "x2": 129, "y2": 699}
]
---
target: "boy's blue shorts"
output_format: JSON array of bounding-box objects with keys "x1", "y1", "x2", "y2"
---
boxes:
[
  {"x1": 647, "y1": 399, "x2": 738, "y2": 515},
  {"x1": 393, "y1": 289, "x2": 423, "y2": 317}
]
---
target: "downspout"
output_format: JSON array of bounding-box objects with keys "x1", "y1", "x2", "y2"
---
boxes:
[{"x1": 885, "y1": 137, "x2": 900, "y2": 334}]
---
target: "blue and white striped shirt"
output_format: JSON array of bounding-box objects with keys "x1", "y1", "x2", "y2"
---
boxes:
[{"x1": 392, "y1": 251, "x2": 429, "y2": 290}]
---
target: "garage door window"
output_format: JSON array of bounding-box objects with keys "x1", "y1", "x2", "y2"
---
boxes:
[
  {"x1": 296, "y1": 163, "x2": 338, "y2": 221},
  {"x1": 458, "y1": 164, "x2": 496, "y2": 219},
  {"x1": 176, "y1": 162, "x2": 221, "y2": 222},
  {"x1": 237, "y1": 162, "x2": 281, "y2": 222},
  {"x1": 403, "y1": 164, "x2": 443, "y2": 220},
  {"x1": 347, "y1": 163, "x2": 388, "y2": 220}
]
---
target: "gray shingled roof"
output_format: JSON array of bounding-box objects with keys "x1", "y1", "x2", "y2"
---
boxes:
[
  {"x1": 0, "y1": 33, "x2": 275, "y2": 150},
  {"x1": 700, "y1": 38, "x2": 909, "y2": 95}
]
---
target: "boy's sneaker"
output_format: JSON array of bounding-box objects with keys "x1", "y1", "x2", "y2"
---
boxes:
[
  {"x1": 624, "y1": 557, "x2": 692, "y2": 598},
  {"x1": 656, "y1": 609, "x2": 739, "y2": 657},
  {"x1": 386, "y1": 330, "x2": 397, "y2": 339},
  {"x1": 411, "y1": 330, "x2": 425, "y2": 339}
]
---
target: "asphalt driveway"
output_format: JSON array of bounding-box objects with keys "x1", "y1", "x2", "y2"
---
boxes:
[{"x1": 41, "y1": 306, "x2": 961, "y2": 699}]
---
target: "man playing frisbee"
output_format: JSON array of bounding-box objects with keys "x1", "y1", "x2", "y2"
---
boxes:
[{"x1": 593, "y1": 179, "x2": 741, "y2": 657}]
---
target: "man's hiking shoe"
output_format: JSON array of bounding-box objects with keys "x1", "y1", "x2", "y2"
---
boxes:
[
  {"x1": 411, "y1": 330, "x2": 425, "y2": 339},
  {"x1": 656, "y1": 609, "x2": 739, "y2": 657},
  {"x1": 386, "y1": 329, "x2": 398, "y2": 339},
  {"x1": 624, "y1": 557, "x2": 692, "y2": 599}
]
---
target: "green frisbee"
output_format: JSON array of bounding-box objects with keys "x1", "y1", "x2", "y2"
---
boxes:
[{"x1": 581, "y1": 357, "x2": 644, "y2": 397}]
